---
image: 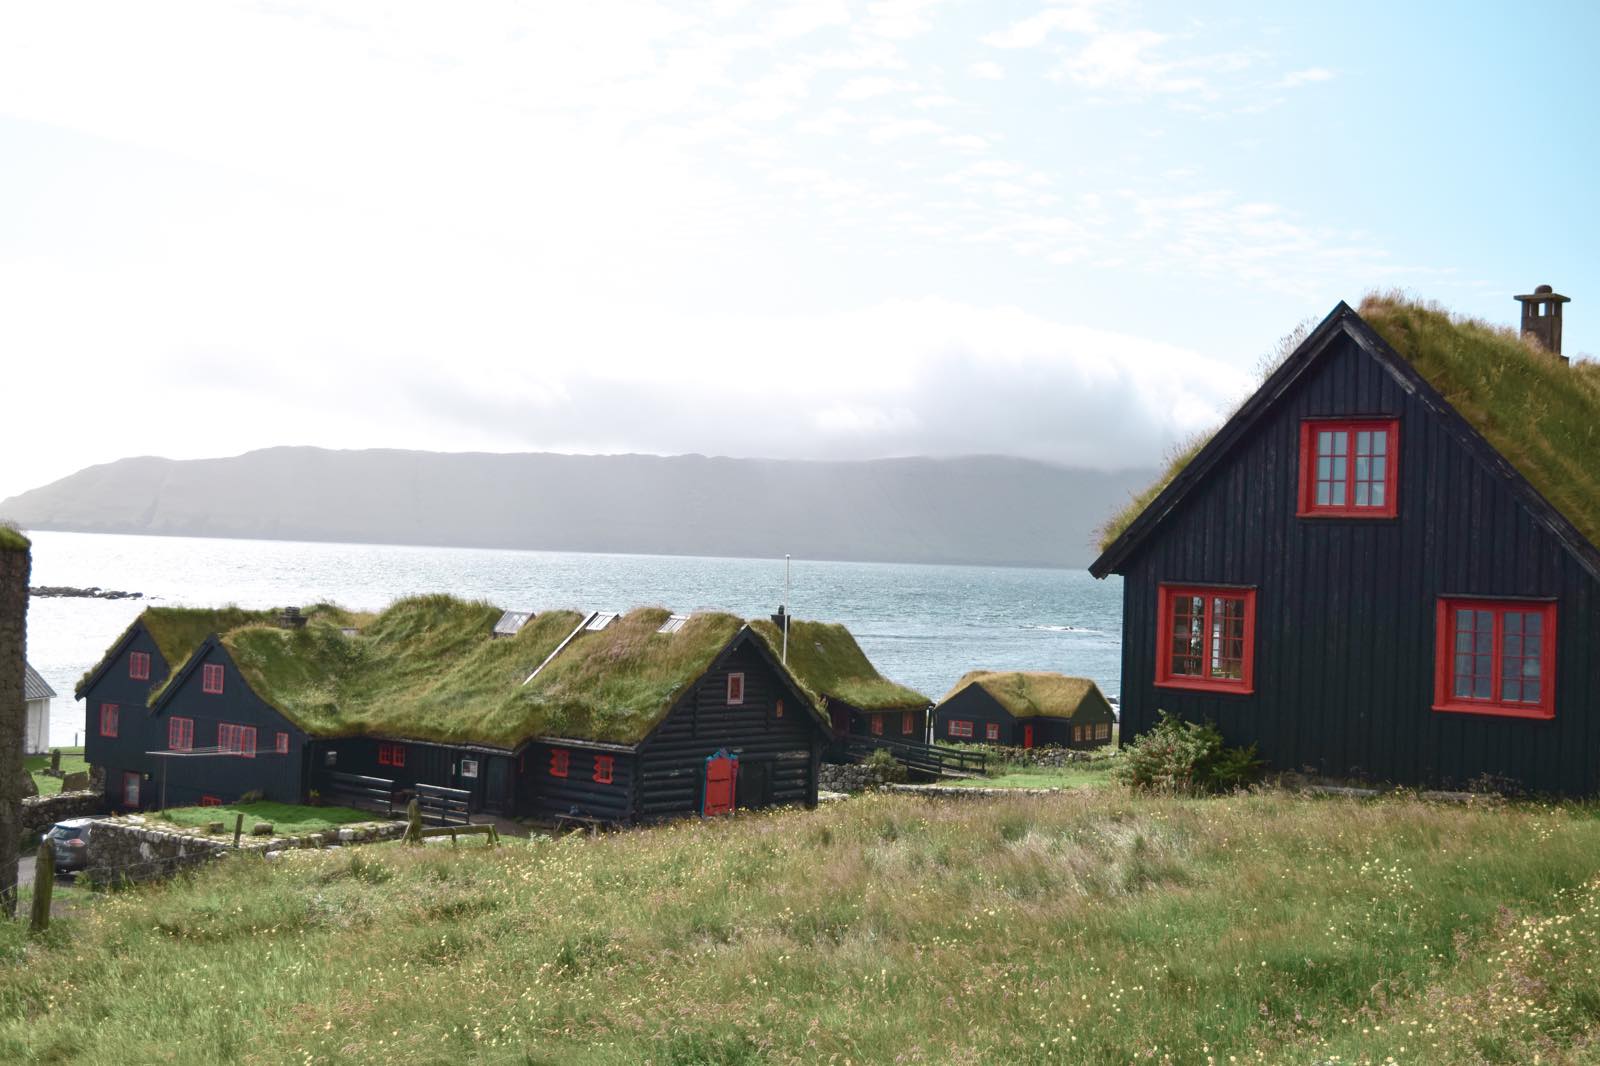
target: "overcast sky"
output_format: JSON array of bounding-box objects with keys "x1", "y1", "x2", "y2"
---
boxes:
[{"x1": 3, "y1": 1, "x2": 1596, "y2": 500}]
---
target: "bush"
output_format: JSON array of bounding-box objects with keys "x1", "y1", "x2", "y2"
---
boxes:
[
  {"x1": 862, "y1": 748, "x2": 908, "y2": 785},
  {"x1": 1114, "y1": 711, "x2": 1262, "y2": 794}
]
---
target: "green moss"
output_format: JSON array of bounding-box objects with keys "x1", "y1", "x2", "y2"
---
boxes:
[
  {"x1": 0, "y1": 525, "x2": 29, "y2": 552},
  {"x1": 941, "y1": 671, "x2": 1106, "y2": 719},
  {"x1": 749, "y1": 618, "x2": 927, "y2": 711},
  {"x1": 75, "y1": 606, "x2": 282, "y2": 697},
  {"x1": 1096, "y1": 295, "x2": 1600, "y2": 555}
]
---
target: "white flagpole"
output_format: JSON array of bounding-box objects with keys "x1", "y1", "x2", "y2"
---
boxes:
[{"x1": 783, "y1": 554, "x2": 791, "y2": 664}]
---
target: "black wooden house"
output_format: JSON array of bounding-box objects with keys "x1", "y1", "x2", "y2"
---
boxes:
[
  {"x1": 1092, "y1": 291, "x2": 1600, "y2": 794},
  {"x1": 933, "y1": 672, "x2": 1115, "y2": 749}
]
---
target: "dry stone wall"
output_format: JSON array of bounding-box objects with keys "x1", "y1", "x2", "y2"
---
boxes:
[
  {"x1": 84, "y1": 815, "x2": 408, "y2": 883},
  {"x1": 19, "y1": 790, "x2": 100, "y2": 840}
]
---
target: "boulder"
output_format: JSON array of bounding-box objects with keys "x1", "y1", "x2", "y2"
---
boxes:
[{"x1": 250, "y1": 822, "x2": 275, "y2": 837}]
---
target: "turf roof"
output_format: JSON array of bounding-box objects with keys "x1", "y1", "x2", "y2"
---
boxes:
[
  {"x1": 0, "y1": 526, "x2": 28, "y2": 552},
  {"x1": 749, "y1": 618, "x2": 928, "y2": 712},
  {"x1": 214, "y1": 600, "x2": 827, "y2": 748},
  {"x1": 1095, "y1": 295, "x2": 1600, "y2": 555},
  {"x1": 940, "y1": 671, "x2": 1105, "y2": 720},
  {"x1": 75, "y1": 605, "x2": 283, "y2": 698}
]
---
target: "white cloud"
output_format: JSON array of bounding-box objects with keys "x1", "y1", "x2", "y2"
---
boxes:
[
  {"x1": 983, "y1": 4, "x2": 1103, "y2": 49},
  {"x1": 1279, "y1": 66, "x2": 1334, "y2": 88},
  {"x1": 969, "y1": 60, "x2": 1005, "y2": 80},
  {"x1": 836, "y1": 75, "x2": 917, "y2": 100}
]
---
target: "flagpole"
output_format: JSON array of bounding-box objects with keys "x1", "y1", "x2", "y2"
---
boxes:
[{"x1": 782, "y1": 554, "x2": 790, "y2": 664}]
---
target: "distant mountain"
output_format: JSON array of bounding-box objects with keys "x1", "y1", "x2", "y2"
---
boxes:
[{"x1": 0, "y1": 448, "x2": 1153, "y2": 568}]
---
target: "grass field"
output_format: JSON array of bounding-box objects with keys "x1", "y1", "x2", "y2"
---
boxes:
[
  {"x1": 3, "y1": 787, "x2": 1599, "y2": 1064},
  {"x1": 23, "y1": 747, "x2": 89, "y2": 797},
  {"x1": 156, "y1": 801, "x2": 374, "y2": 836}
]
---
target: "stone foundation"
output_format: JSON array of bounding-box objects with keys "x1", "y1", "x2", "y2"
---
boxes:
[
  {"x1": 819, "y1": 762, "x2": 896, "y2": 793},
  {"x1": 83, "y1": 815, "x2": 408, "y2": 883}
]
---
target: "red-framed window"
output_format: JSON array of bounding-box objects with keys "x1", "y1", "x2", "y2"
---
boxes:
[
  {"x1": 202, "y1": 663, "x2": 225, "y2": 695},
  {"x1": 1156, "y1": 585, "x2": 1257, "y2": 693},
  {"x1": 129, "y1": 652, "x2": 151, "y2": 681},
  {"x1": 1298, "y1": 419, "x2": 1399, "y2": 518},
  {"x1": 1434, "y1": 599, "x2": 1557, "y2": 719},
  {"x1": 550, "y1": 748, "x2": 570, "y2": 778},
  {"x1": 870, "y1": 715, "x2": 884, "y2": 736},
  {"x1": 593, "y1": 754, "x2": 614, "y2": 784},
  {"x1": 726, "y1": 672, "x2": 745, "y2": 705},
  {"x1": 1096, "y1": 723, "x2": 1111, "y2": 740},
  {"x1": 948, "y1": 720, "x2": 973, "y2": 738},
  {"x1": 774, "y1": 698, "x2": 785, "y2": 719},
  {"x1": 122, "y1": 772, "x2": 140, "y2": 808},
  {"x1": 168, "y1": 716, "x2": 194, "y2": 752},
  {"x1": 984, "y1": 722, "x2": 1000, "y2": 741},
  {"x1": 902, "y1": 711, "x2": 915, "y2": 735},
  {"x1": 275, "y1": 732, "x2": 289, "y2": 754},
  {"x1": 99, "y1": 703, "x2": 119, "y2": 738},
  {"x1": 377, "y1": 742, "x2": 406, "y2": 767},
  {"x1": 200, "y1": 795, "x2": 221, "y2": 807},
  {"x1": 219, "y1": 723, "x2": 256, "y2": 757},
  {"x1": 1073, "y1": 724, "x2": 1085, "y2": 742}
]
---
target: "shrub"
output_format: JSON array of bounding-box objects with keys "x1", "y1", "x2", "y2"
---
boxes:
[
  {"x1": 862, "y1": 747, "x2": 908, "y2": 784},
  {"x1": 1114, "y1": 711, "x2": 1262, "y2": 794}
]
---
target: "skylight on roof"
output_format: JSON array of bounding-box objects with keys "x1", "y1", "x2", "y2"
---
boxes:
[
  {"x1": 657, "y1": 613, "x2": 689, "y2": 634},
  {"x1": 586, "y1": 611, "x2": 619, "y2": 632},
  {"x1": 494, "y1": 610, "x2": 534, "y2": 637}
]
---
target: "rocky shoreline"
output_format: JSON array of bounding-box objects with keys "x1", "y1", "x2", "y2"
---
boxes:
[{"x1": 30, "y1": 585, "x2": 143, "y2": 600}]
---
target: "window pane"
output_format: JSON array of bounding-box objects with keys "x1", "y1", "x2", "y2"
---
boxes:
[
  {"x1": 1316, "y1": 482, "x2": 1330, "y2": 506},
  {"x1": 1525, "y1": 613, "x2": 1542, "y2": 636},
  {"x1": 1209, "y1": 596, "x2": 1246, "y2": 680},
  {"x1": 1329, "y1": 431, "x2": 1347, "y2": 454},
  {"x1": 1354, "y1": 482, "x2": 1369, "y2": 507},
  {"x1": 1369, "y1": 483, "x2": 1385, "y2": 507}
]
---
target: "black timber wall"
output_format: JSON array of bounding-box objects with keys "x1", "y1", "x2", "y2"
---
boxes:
[
  {"x1": 520, "y1": 744, "x2": 637, "y2": 824},
  {"x1": 844, "y1": 705, "x2": 927, "y2": 743},
  {"x1": 81, "y1": 624, "x2": 169, "y2": 810},
  {"x1": 636, "y1": 642, "x2": 822, "y2": 820},
  {"x1": 314, "y1": 737, "x2": 516, "y2": 814},
  {"x1": 1116, "y1": 331, "x2": 1600, "y2": 794},
  {"x1": 933, "y1": 687, "x2": 1115, "y2": 748}
]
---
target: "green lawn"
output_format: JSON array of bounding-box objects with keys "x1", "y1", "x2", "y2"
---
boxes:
[
  {"x1": 3, "y1": 789, "x2": 1600, "y2": 1063},
  {"x1": 23, "y1": 748, "x2": 89, "y2": 797},
  {"x1": 944, "y1": 748, "x2": 1123, "y2": 790},
  {"x1": 156, "y1": 801, "x2": 375, "y2": 836}
]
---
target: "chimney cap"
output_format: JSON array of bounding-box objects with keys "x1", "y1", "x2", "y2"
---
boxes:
[{"x1": 1515, "y1": 285, "x2": 1570, "y2": 304}]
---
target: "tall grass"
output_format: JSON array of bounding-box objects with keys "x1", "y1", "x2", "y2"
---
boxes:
[{"x1": 2, "y1": 791, "x2": 1599, "y2": 1063}]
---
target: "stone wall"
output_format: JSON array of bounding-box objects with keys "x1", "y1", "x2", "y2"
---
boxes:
[
  {"x1": 84, "y1": 815, "x2": 409, "y2": 883},
  {"x1": 972, "y1": 743, "x2": 1108, "y2": 769},
  {"x1": 19, "y1": 790, "x2": 101, "y2": 841},
  {"x1": 819, "y1": 762, "x2": 897, "y2": 794}
]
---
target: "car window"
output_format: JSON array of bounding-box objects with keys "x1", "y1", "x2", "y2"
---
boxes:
[{"x1": 49, "y1": 825, "x2": 86, "y2": 840}]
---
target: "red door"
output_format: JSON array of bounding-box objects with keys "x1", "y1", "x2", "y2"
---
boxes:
[
  {"x1": 704, "y1": 751, "x2": 738, "y2": 816},
  {"x1": 1023, "y1": 724, "x2": 1034, "y2": 749}
]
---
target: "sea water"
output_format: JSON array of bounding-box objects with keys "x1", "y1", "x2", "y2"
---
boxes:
[{"x1": 22, "y1": 530, "x2": 1123, "y2": 747}]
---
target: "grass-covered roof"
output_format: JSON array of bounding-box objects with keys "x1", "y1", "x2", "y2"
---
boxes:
[
  {"x1": 940, "y1": 671, "x2": 1105, "y2": 720},
  {"x1": 749, "y1": 618, "x2": 928, "y2": 712},
  {"x1": 1095, "y1": 295, "x2": 1600, "y2": 554},
  {"x1": 76, "y1": 605, "x2": 284, "y2": 698},
  {"x1": 0, "y1": 526, "x2": 28, "y2": 552}
]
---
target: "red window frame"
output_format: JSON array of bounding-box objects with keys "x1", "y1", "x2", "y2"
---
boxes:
[
  {"x1": 168, "y1": 716, "x2": 193, "y2": 752},
  {"x1": 948, "y1": 719, "x2": 973, "y2": 738},
  {"x1": 550, "y1": 748, "x2": 570, "y2": 778},
  {"x1": 275, "y1": 732, "x2": 289, "y2": 754},
  {"x1": 726, "y1": 672, "x2": 745, "y2": 705},
  {"x1": 202, "y1": 663, "x2": 225, "y2": 695},
  {"x1": 99, "y1": 703, "x2": 119, "y2": 738},
  {"x1": 377, "y1": 742, "x2": 406, "y2": 767},
  {"x1": 129, "y1": 651, "x2": 151, "y2": 681},
  {"x1": 870, "y1": 715, "x2": 884, "y2": 736},
  {"x1": 1433, "y1": 598, "x2": 1557, "y2": 720},
  {"x1": 593, "y1": 754, "x2": 614, "y2": 784},
  {"x1": 774, "y1": 698, "x2": 784, "y2": 719},
  {"x1": 219, "y1": 723, "x2": 256, "y2": 757},
  {"x1": 1155, "y1": 584, "x2": 1257, "y2": 694},
  {"x1": 1297, "y1": 419, "x2": 1399, "y2": 518},
  {"x1": 200, "y1": 795, "x2": 222, "y2": 807},
  {"x1": 984, "y1": 722, "x2": 999, "y2": 741},
  {"x1": 901, "y1": 711, "x2": 914, "y2": 735}
]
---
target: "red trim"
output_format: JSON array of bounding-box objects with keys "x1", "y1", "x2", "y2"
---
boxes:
[
  {"x1": 1155, "y1": 584, "x2": 1257, "y2": 694},
  {"x1": 168, "y1": 716, "x2": 193, "y2": 752},
  {"x1": 129, "y1": 652, "x2": 151, "y2": 681},
  {"x1": 202, "y1": 663, "x2": 225, "y2": 694},
  {"x1": 870, "y1": 715, "x2": 884, "y2": 736},
  {"x1": 275, "y1": 732, "x2": 289, "y2": 754},
  {"x1": 984, "y1": 722, "x2": 999, "y2": 741},
  {"x1": 902, "y1": 711, "x2": 914, "y2": 735},
  {"x1": 377, "y1": 741, "x2": 406, "y2": 767},
  {"x1": 726, "y1": 672, "x2": 745, "y2": 705},
  {"x1": 774, "y1": 698, "x2": 785, "y2": 719},
  {"x1": 1023, "y1": 723, "x2": 1034, "y2": 749},
  {"x1": 549, "y1": 748, "x2": 569, "y2": 778},
  {"x1": 1297, "y1": 418, "x2": 1399, "y2": 518},
  {"x1": 1433, "y1": 598, "x2": 1557, "y2": 719},
  {"x1": 948, "y1": 720, "x2": 973, "y2": 738},
  {"x1": 200, "y1": 795, "x2": 221, "y2": 807},
  {"x1": 99, "y1": 703, "x2": 119, "y2": 738},
  {"x1": 218, "y1": 722, "x2": 256, "y2": 757},
  {"x1": 593, "y1": 754, "x2": 614, "y2": 784}
]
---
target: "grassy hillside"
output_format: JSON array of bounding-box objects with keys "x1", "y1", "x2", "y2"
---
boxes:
[{"x1": 4, "y1": 790, "x2": 1600, "y2": 1063}]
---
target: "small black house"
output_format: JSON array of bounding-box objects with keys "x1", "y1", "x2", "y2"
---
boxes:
[
  {"x1": 933, "y1": 671, "x2": 1116, "y2": 749},
  {"x1": 1092, "y1": 291, "x2": 1600, "y2": 794}
]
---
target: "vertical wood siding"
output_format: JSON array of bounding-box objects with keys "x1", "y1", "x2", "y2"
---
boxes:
[
  {"x1": 1117, "y1": 333, "x2": 1598, "y2": 794},
  {"x1": 82, "y1": 625, "x2": 168, "y2": 809}
]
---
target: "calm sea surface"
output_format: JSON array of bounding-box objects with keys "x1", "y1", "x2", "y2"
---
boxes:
[{"x1": 22, "y1": 530, "x2": 1123, "y2": 747}]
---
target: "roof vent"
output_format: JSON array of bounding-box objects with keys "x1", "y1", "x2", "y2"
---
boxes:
[
  {"x1": 586, "y1": 611, "x2": 619, "y2": 632},
  {"x1": 657, "y1": 613, "x2": 690, "y2": 634},
  {"x1": 276, "y1": 607, "x2": 307, "y2": 629},
  {"x1": 493, "y1": 610, "x2": 534, "y2": 638},
  {"x1": 1514, "y1": 284, "x2": 1571, "y2": 362}
]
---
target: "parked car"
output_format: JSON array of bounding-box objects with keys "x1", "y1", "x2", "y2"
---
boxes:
[{"x1": 42, "y1": 817, "x2": 94, "y2": 872}]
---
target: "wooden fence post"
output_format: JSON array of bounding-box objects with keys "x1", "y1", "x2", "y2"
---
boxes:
[
  {"x1": 233, "y1": 813, "x2": 244, "y2": 848},
  {"x1": 405, "y1": 799, "x2": 421, "y2": 846},
  {"x1": 29, "y1": 842, "x2": 52, "y2": 934},
  {"x1": 49, "y1": 749, "x2": 60, "y2": 774}
]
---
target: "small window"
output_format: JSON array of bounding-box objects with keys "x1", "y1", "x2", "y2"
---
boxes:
[
  {"x1": 168, "y1": 716, "x2": 193, "y2": 752},
  {"x1": 549, "y1": 749, "x2": 569, "y2": 778},
  {"x1": 726, "y1": 672, "x2": 745, "y2": 705},
  {"x1": 129, "y1": 652, "x2": 151, "y2": 681},
  {"x1": 774, "y1": 698, "x2": 784, "y2": 719},
  {"x1": 99, "y1": 703, "x2": 119, "y2": 738},
  {"x1": 593, "y1": 754, "x2": 614, "y2": 784},
  {"x1": 1298, "y1": 419, "x2": 1399, "y2": 518},
  {"x1": 377, "y1": 742, "x2": 406, "y2": 767},
  {"x1": 1073, "y1": 724, "x2": 1084, "y2": 743},
  {"x1": 200, "y1": 795, "x2": 222, "y2": 807},
  {"x1": 202, "y1": 663, "x2": 225, "y2": 695},
  {"x1": 871, "y1": 715, "x2": 884, "y2": 736},
  {"x1": 902, "y1": 711, "x2": 915, "y2": 735},
  {"x1": 275, "y1": 732, "x2": 289, "y2": 754},
  {"x1": 948, "y1": 720, "x2": 973, "y2": 738},
  {"x1": 984, "y1": 722, "x2": 999, "y2": 741},
  {"x1": 1156, "y1": 585, "x2": 1257, "y2": 693},
  {"x1": 219, "y1": 723, "x2": 255, "y2": 757},
  {"x1": 1434, "y1": 598, "x2": 1557, "y2": 719},
  {"x1": 460, "y1": 758, "x2": 479, "y2": 779},
  {"x1": 1096, "y1": 723, "x2": 1111, "y2": 740},
  {"x1": 324, "y1": 750, "x2": 338, "y2": 767}
]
